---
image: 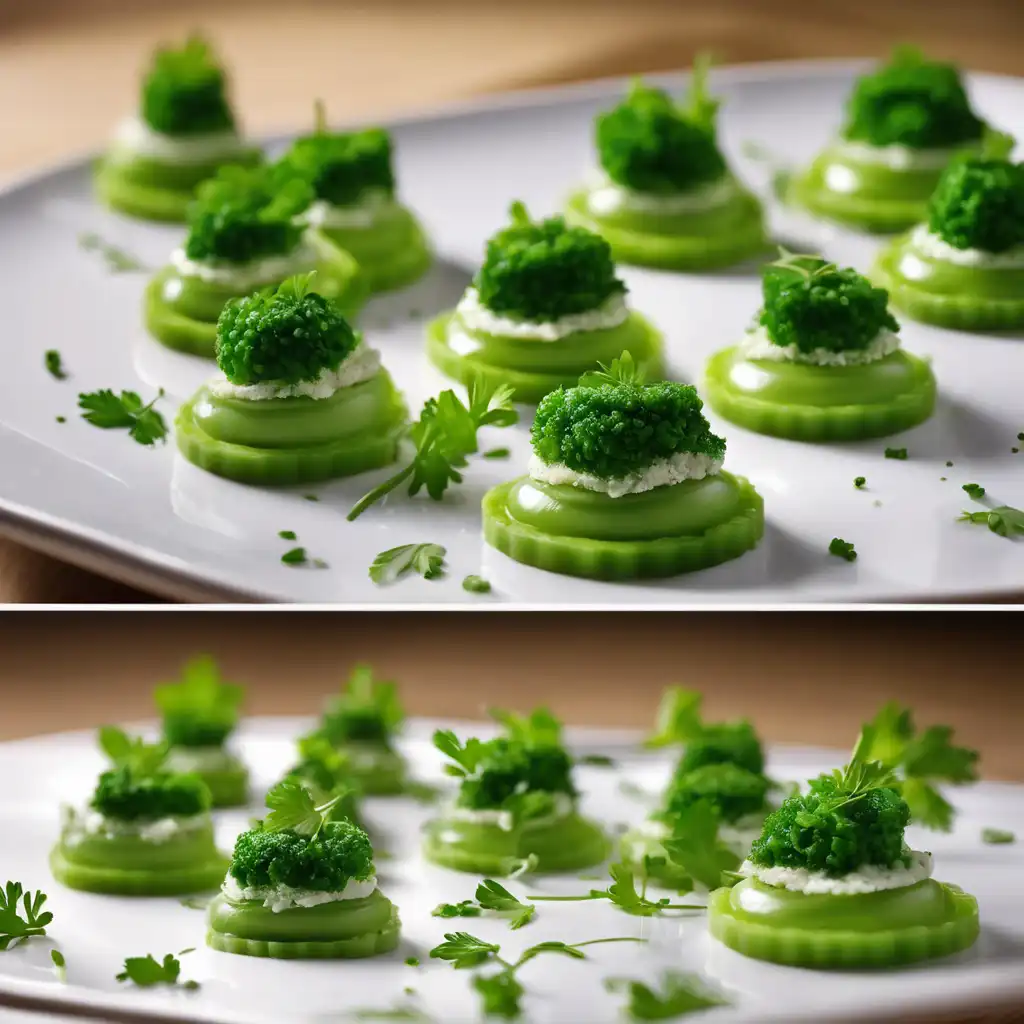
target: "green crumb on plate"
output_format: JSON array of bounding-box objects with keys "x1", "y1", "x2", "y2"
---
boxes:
[
  {"x1": 281, "y1": 547, "x2": 307, "y2": 565},
  {"x1": 462, "y1": 575, "x2": 491, "y2": 594},
  {"x1": 982, "y1": 828, "x2": 1015, "y2": 844},
  {"x1": 884, "y1": 447, "x2": 908, "y2": 460},
  {"x1": 278, "y1": 530, "x2": 298, "y2": 540},
  {"x1": 483, "y1": 447, "x2": 511, "y2": 459},
  {"x1": 854, "y1": 476, "x2": 866, "y2": 489},
  {"x1": 962, "y1": 483, "x2": 986, "y2": 499},
  {"x1": 829, "y1": 537, "x2": 857, "y2": 562}
]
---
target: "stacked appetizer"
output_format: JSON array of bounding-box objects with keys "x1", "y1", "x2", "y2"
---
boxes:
[
  {"x1": 95, "y1": 37, "x2": 261, "y2": 222},
  {"x1": 709, "y1": 742, "x2": 980, "y2": 967},
  {"x1": 789, "y1": 48, "x2": 988, "y2": 233},
  {"x1": 175, "y1": 274, "x2": 407, "y2": 485},
  {"x1": 427, "y1": 202, "x2": 663, "y2": 403},
  {"x1": 874, "y1": 133, "x2": 1024, "y2": 329},
  {"x1": 705, "y1": 253, "x2": 936, "y2": 441},
  {"x1": 564, "y1": 60, "x2": 766, "y2": 270},
  {"x1": 423, "y1": 708, "x2": 608, "y2": 875},
  {"x1": 51, "y1": 728, "x2": 228, "y2": 895},
  {"x1": 306, "y1": 664, "x2": 408, "y2": 796},
  {"x1": 276, "y1": 104, "x2": 431, "y2": 293},
  {"x1": 145, "y1": 165, "x2": 366, "y2": 357},
  {"x1": 482, "y1": 355, "x2": 764, "y2": 579},
  {"x1": 157, "y1": 655, "x2": 249, "y2": 808},
  {"x1": 207, "y1": 780, "x2": 399, "y2": 959}
]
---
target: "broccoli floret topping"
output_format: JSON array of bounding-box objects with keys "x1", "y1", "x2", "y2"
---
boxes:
[
  {"x1": 473, "y1": 201, "x2": 625, "y2": 322},
  {"x1": 183, "y1": 165, "x2": 312, "y2": 264},
  {"x1": 532, "y1": 379, "x2": 725, "y2": 479},
  {"x1": 749, "y1": 768, "x2": 909, "y2": 876},
  {"x1": 141, "y1": 36, "x2": 235, "y2": 137},
  {"x1": 927, "y1": 154, "x2": 1024, "y2": 253},
  {"x1": 229, "y1": 819, "x2": 374, "y2": 891},
  {"x1": 759, "y1": 253, "x2": 899, "y2": 354},
  {"x1": 277, "y1": 106, "x2": 394, "y2": 207},
  {"x1": 677, "y1": 722, "x2": 765, "y2": 777},
  {"x1": 842, "y1": 48, "x2": 984, "y2": 149},
  {"x1": 91, "y1": 766, "x2": 210, "y2": 821},
  {"x1": 317, "y1": 664, "x2": 404, "y2": 747},
  {"x1": 596, "y1": 62, "x2": 725, "y2": 195},
  {"x1": 155, "y1": 655, "x2": 243, "y2": 748},
  {"x1": 457, "y1": 739, "x2": 576, "y2": 811},
  {"x1": 662, "y1": 763, "x2": 769, "y2": 824},
  {"x1": 215, "y1": 273, "x2": 358, "y2": 386}
]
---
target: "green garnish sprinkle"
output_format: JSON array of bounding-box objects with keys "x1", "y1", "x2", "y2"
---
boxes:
[
  {"x1": 56, "y1": 416, "x2": 66, "y2": 424},
  {"x1": 405, "y1": 957, "x2": 420, "y2": 967},
  {"x1": 278, "y1": 530, "x2": 297, "y2": 540},
  {"x1": 962, "y1": 483, "x2": 986, "y2": 499},
  {"x1": 885, "y1": 447, "x2": 908, "y2": 460},
  {"x1": 958, "y1": 505, "x2": 1024, "y2": 538},
  {"x1": 482, "y1": 447, "x2": 511, "y2": 459},
  {"x1": 50, "y1": 949, "x2": 66, "y2": 980},
  {"x1": 45, "y1": 350, "x2": 67, "y2": 380},
  {"x1": 854, "y1": 476, "x2": 866, "y2": 489},
  {"x1": 462, "y1": 575, "x2": 491, "y2": 594},
  {"x1": 370, "y1": 544, "x2": 447, "y2": 585},
  {"x1": 78, "y1": 388, "x2": 167, "y2": 446},
  {"x1": 79, "y1": 232, "x2": 147, "y2": 273},
  {"x1": 281, "y1": 547, "x2": 308, "y2": 565},
  {"x1": 829, "y1": 537, "x2": 857, "y2": 562},
  {"x1": 116, "y1": 949, "x2": 198, "y2": 989},
  {"x1": 982, "y1": 828, "x2": 1015, "y2": 845},
  {"x1": 605, "y1": 971, "x2": 728, "y2": 1020}
]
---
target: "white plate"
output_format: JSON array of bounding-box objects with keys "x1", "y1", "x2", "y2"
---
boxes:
[
  {"x1": 0, "y1": 717, "x2": 1022, "y2": 1024},
  {"x1": 2, "y1": 60, "x2": 1023, "y2": 606}
]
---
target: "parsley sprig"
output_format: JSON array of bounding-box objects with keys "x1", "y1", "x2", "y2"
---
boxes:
[
  {"x1": 78, "y1": 388, "x2": 168, "y2": 446},
  {"x1": 661, "y1": 801, "x2": 742, "y2": 890},
  {"x1": 530, "y1": 861, "x2": 703, "y2": 916},
  {"x1": 370, "y1": 543, "x2": 447, "y2": 585},
  {"x1": 116, "y1": 948, "x2": 198, "y2": 989},
  {"x1": 263, "y1": 779, "x2": 342, "y2": 838},
  {"x1": 578, "y1": 350, "x2": 646, "y2": 389},
  {"x1": 430, "y1": 932, "x2": 645, "y2": 1019},
  {"x1": 644, "y1": 687, "x2": 704, "y2": 748},
  {"x1": 605, "y1": 971, "x2": 728, "y2": 1020},
  {"x1": 0, "y1": 881, "x2": 53, "y2": 950},
  {"x1": 432, "y1": 880, "x2": 537, "y2": 930},
  {"x1": 347, "y1": 378, "x2": 517, "y2": 521},
  {"x1": 98, "y1": 725, "x2": 167, "y2": 775},
  {"x1": 959, "y1": 504, "x2": 1024, "y2": 538}
]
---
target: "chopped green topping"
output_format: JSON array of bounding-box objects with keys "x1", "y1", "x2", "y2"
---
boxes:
[
  {"x1": 859, "y1": 702, "x2": 978, "y2": 831},
  {"x1": 50, "y1": 949, "x2": 66, "y2": 980},
  {"x1": 276, "y1": 108, "x2": 394, "y2": 206},
  {"x1": 78, "y1": 388, "x2": 167, "y2": 446},
  {"x1": 959, "y1": 505, "x2": 1024, "y2": 538},
  {"x1": 579, "y1": 753, "x2": 616, "y2": 767},
  {"x1": 185, "y1": 164, "x2": 312, "y2": 264},
  {"x1": 532, "y1": 378, "x2": 724, "y2": 479},
  {"x1": 117, "y1": 949, "x2": 198, "y2": 989},
  {"x1": 217, "y1": 273, "x2": 358, "y2": 385},
  {"x1": 841, "y1": 47, "x2": 984, "y2": 149},
  {"x1": 946, "y1": 459, "x2": 954, "y2": 466},
  {"x1": 370, "y1": 543, "x2": 447, "y2": 585},
  {"x1": 462, "y1": 574, "x2": 491, "y2": 594},
  {"x1": 596, "y1": 61, "x2": 725, "y2": 194},
  {"x1": 141, "y1": 36, "x2": 234, "y2": 136},
  {"x1": 348, "y1": 379, "x2": 517, "y2": 520},
  {"x1": 885, "y1": 446, "x2": 908, "y2": 459},
  {"x1": 759, "y1": 252, "x2": 898, "y2": 355},
  {"x1": 474, "y1": 201, "x2": 625, "y2": 321},
  {"x1": 927, "y1": 146, "x2": 1024, "y2": 253},
  {"x1": 405, "y1": 957, "x2": 420, "y2": 967},
  {"x1": 155, "y1": 654, "x2": 243, "y2": 748},
  {"x1": 606, "y1": 971, "x2": 727, "y2": 1020},
  {"x1": 482, "y1": 447, "x2": 511, "y2": 459},
  {"x1": 0, "y1": 882, "x2": 53, "y2": 951},
  {"x1": 91, "y1": 765, "x2": 209, "y2": 822},
  {"x1": 318, "y1": 663, "x2": 404, "y2": 746},
  {"x1": 304, "y1": 493, "x2": 320, "y2": 501},
  {"x1": 45, "y1": 350, "x2": 66, "y2": 380},
  {"x1": 662, "y1": 763, "x2": 770, "y2": 824},
  {"x1": 749, "y1": 751, "x2": 905, "y2": 876},
  {"x1": 475, "y1": 879, "x2": 536, "y2": 929},
  {"x1": 962, "y1": 483, "x2": 986, "y2": 499},
  {"x1": 56, "y1": 416, "x2": 66, "y2": 424},
  {"x1": 982, "y1": 828, "x2": 1015, "y2": 845},
  {"x1": 829, "y1": 537, "x2": 857, "y2": 562},
  {"x1": 281, "y1": 547, "x2": 308, "y2": 565},
  {"x1": 432, "y1": 900, "x2": 481, "y2": 919},
  {"x1": 278, "y1": 529, "x2": 297, "y2": 540},
  {"x1": 854, "y1": 476, "x2": 866, "y2": 489}
]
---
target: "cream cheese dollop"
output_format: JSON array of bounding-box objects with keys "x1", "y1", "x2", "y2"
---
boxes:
[
  {"x1": 302, "y1": 191, "x2": 396, "y2": 231},
  {"x1": 586, "y1": 172, "x2": 739, "y2": 218},
  {"x1": 740, "y1": 849, "x2": 933, "y2": 895},
  {"x1": 221, "y1": 874, "x2": 378, "y2": 913},
  {"x1": 112, "y1": 116, "x2": 249, "y2": 166},
  {"x1": 907, "y1": 223, "x2": 1024, "y2": 268},
  {"x1": 454, "y1": 287, "x2": 628, "y2": 342},
  {"x1": 528, "y1": 451, "x2": 722, "y2": 499},
  {"x1": 738, "y1": 324, "x2": 901, "y2": 367},
  {"x1": 169, "y1": 240, "x2": 319, "y2": 291}
]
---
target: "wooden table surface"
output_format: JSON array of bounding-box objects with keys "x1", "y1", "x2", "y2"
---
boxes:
[{"x1": 1, "y1": 0, "x2": 1023, "y2": 602}]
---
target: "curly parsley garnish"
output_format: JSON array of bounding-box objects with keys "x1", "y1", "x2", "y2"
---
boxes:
[{"x1": 0, "y1": 882, "x2": 53, "y2": 950}]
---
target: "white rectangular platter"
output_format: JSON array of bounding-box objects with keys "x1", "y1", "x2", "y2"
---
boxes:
[
  {"x1": 0, "y1": 718, "x2": 1022, "y2": 1023},
  {"x1": 1, "y1": 60, "x2": 1023, "y2": 604}
]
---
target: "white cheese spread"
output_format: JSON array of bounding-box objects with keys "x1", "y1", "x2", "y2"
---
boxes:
[
  {"x1": 207, "y1": 343, "x2": 382, "y2": 402},
  {"x1": 907, "y1": 223, "x2": 1024, "y2": 268},
  {"x1": 528, "y1": 450, "x2": 722, "y2": 498},
  {"x1": 454, "y1": 287, "x2": 628, "y2": 342},
  {"x1": 832, "y1": 140, "x2": 962, "y2": 171},
  {"x1": 169, "y1": 239, "x2": 318, "y2": 291},
  {"x1": 586, "y1": 172, "x2": 739, "y2": 217},
  {"x1": 740, "y1": 849, "x2": 933, "y2": 895},
  {"x1": 165, "y1": 745, "x2": 235, "y2": 773},
  {"x1": 112, "y1": 116, "x2": 248, "y2": 166},
  {"x1": 222, "y1": 874, "x2": 378, "y2": 913},
  {"x1": 738, "y1": 323, "x2": 901, "y2": 367},
  {"x1": 449, "y1": 792, "x2": 576, "y2": 833},
  {"x1": 61, "y1": 805, "x2": 209, "y2": 846},
  {"x1": 302, "y1": 191, "x2": 396, "y2": 230}
]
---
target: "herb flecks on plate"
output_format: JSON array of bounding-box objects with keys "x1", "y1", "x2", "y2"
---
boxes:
[
  {"x1": 370, "y1": 544, "x2": 446, "y2": 585},
  {"x1": 829, "y1": 537, "x2": 857, "y2": 562},
  {"x1": 78, "y1": 388, "x2": 168, "y2": 446},
  {"x1": 116, "y1": 949, "x2": 199, "y2": 989}
]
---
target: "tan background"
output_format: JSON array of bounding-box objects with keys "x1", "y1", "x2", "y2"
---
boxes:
[{"x1": 0, "y1": 0, "x2": 1023, "y2": 601}]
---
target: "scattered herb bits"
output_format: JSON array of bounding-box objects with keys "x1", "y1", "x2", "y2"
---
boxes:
[
  {"x1": 982, "y1": 828, "x2": 1015, "y2": 845},
  {"x1": 78, "y1": 388, "x2": 167, "y2": 446},
  {"x1": 606, "y1": 971, "x2": 727, "y2": 1020},
  {"x1": 281, "y1": 547, "x2": 308, "y2": 566},
  {"x1": 961, "y1": 483, "x2": 986, "y2": 499},
  {"x1": 462, "y1": 574, "x2": 491, "y2": 594},
  {"x1": 50, "y1": 949, "x2": 66, "y2": 981},
  {"x1": 116, "y1": 950, "x2": 198, "y2": 989},
  {"x1": 958, "y1": 505, "x2": 1024, "y2": 538},
  {"x1": 884, "y1": 447, "x2": 908, "y2": 460},
  {"x1": 370, "y1": 543, "x2": 447, "y2": 585},
  {"x1": 829, "y1": 537, "x2": 857, "y2": 562},
  {"x1": 278, "y1": 530, "x2": 298, "y2": 540},
  {"x1": 483, "y1": 447, "x2": 511, "y2": 460},
  {"x1": 44, "y1": 350, "x2": 67, "y2": 380},
  {"x1": 854, "y1": 476, "x2": 866, "y2": 489}
]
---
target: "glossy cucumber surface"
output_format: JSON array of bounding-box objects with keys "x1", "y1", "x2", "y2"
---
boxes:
[
  {"x1": 426, "y1": 310, "x2": 664, "y2": 404},
  {"x1": 422, "y1": 811, "x2": 609, "y2": 875},
  {"x1": 709, "y1": 877, "x2": 980, "y2": 968},
  {"x1": 562, "y1": 187, "x2": 767, "y2": 271},
  {"x1": 704, "y1": 347, "x2": 936, "y2": 441},
  {"x1": 482, "y1": 471, "x2": 764, "y2": 580},
  {"x1": 873, "y1": 234, "x2": 1024, "y2": 330},
  {"x1": 207, "y1": 889, "x2": 400, "y2": 959},
  {"x1": 175, "y1": 371, "x2": 408, "y2": 486},
  {"x1": 166, "y1": 747, "x2": 249, "y2": 808}
]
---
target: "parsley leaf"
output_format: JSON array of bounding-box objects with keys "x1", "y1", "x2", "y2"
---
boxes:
[
  {"x1": 829, "y1": 537, "x2": 857, "y2": 562},
  {"x1": 962, "y1": 483, "x2": 986, "y2": 499},
  {"x1": 475, "y1": 879, "x2": 536, "y2": 929},
  {"x1": 116, "y1": 950, "x2": 197, "y2": 988},
  {"x1": 473, "y1": 971, "x2": 524, "y2": 1019},
  {"x1": 45, "y1": 350, "x2": 67, "y2": 380},
  {"x1": 370, "y1": 543, "x2": 447, "y2": 584},
  {"x1": 982, "y1": 828, "x2": 1015, "y2": 845},
  {"x1": 97, "y1": 726, "x2": 167, "y2": 775},
  {"x1": 462, "y1": 574, "x2": 491, "y2": 594},
  {"x1": 263, "y1": 779, "x2": 341, "y2": 838},
  {"x1": 959, "y1": 504, "x2": 1024, "y2": 538},
  {"x1": 645, "y1": 687, "x2": 704, "y2": 748},
  {"x1": 429, "y1": 931, "x2": 500, "y2": 969},
  {"x1": 78, "y1": 388, "x2": 167, "y2": 446},
  {"x1": 884, "y1": 447, "x2": 908, "y2": 460},
  {"x1": 348, "y1": 378, "x2": 517, "y2": 520},
  {"x1": 50, "y1": 949, "x2": 66, "y2": 981},
  {"x1": 661, "y1": 801, "x2": 740, "y2": 890},
  {"x1": 432, "y1": 900, "x2": 481, "y2": 919},
  {"x1": 0, "y1": 882, "x2": 53, "y2": 951},
  {"x1": 433, "y1": 729, "x2": 487, "y2": 777},
  {"x1": 606, "y1": 971, "x2": 727, "y2": 1020},
  {"x1": 482, "y1": 447, "x2": 511, "y2": 459},
  {"x1": 578, "y1": 350, "x2": 646, "y2": 389},
  {"x1": 854, "y1": 476, "x2": 866, "y2": 489}
]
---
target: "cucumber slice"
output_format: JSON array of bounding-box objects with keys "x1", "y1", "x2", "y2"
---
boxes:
[
  {"x1": 334, "y1": 742, "x2": 407, "y2": 796},
  {"x1": 482, "y1": 471, "x2": 764, "y2": 580},
  {"x1": 704, "y1": 347, "x2": 936, "y2": 441},
  {"x1": 165, "y1": 747, "x2": 249, "y2": 808}
]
